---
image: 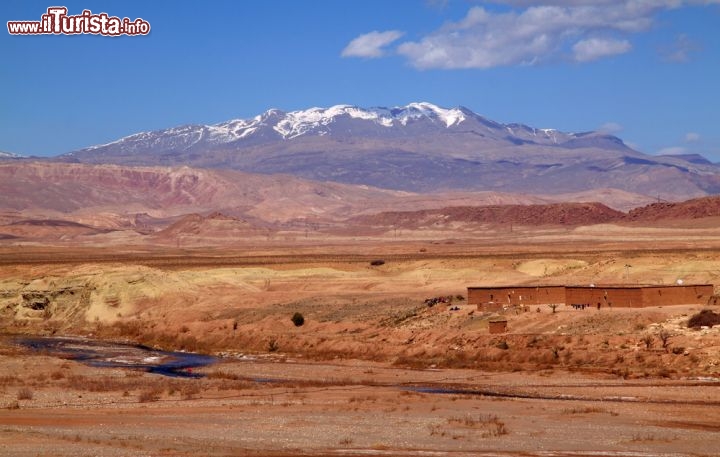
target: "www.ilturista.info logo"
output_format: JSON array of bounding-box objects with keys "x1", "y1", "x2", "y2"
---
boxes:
[{"x1": 7, "y1": 7, "x2": 150, "y2": 36}]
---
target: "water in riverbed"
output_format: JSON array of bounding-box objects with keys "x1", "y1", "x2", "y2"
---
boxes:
[{"x1": 14, "y1": 336, "x2": 217, "y2": 378}]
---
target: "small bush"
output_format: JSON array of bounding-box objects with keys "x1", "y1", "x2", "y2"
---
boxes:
[
  {"x1": 447, "y1": 414, "x2": 508, "y2": 437},
  {"x1": 50, "y1": 370, "x2": 65, "y2": 380},
  {"x1": 181, "y1": 384, "x2": 201, "y2": 400},
  {"x1": 640, "y1": 334, "x2": 654, "y2": 349},
  {"x1": 268, "y1": 339, "x2": 279, "y2": 352},
  {"x1": 672, "y1": 346, "x2": 685, "y2": 355},
  {"x1": 658, "y1": 330, "x2": 671, "y2": 350},
  {"x1": 551, "y1": 346, "x2": 561, "y2": 359},
  {"x1": 291, "y1": 312, "x2": 305, "y2": 327},
  {"x1": 496, "y1": 341, "x2": 509, "y2": 350},
  {"x1": 17, "y1": 388, "x2": 33, "y2": 400},
  {"x1": 138, "y1": 389, "x2": 161, "y2": 403},
  {"x1": 5, "y1": 401, "x2": 20, "y2": 410},
  {"x1": 688, "y1": 309, "x2": 720, "y2": 329},
  {"x1": 370, "y1": 259, "x2": 385, "y2": 266}
]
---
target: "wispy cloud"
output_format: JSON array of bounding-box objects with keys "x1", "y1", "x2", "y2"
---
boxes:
[
  {"x1": 598, "y1": 122, "x2": 623, "y2": 134},
  {"x1": 573, "y1": 38, "x2": 631, "y2": 62},
  {"x1": 657, "y1": 146, "x2": 687, "y2": 155},
  {"x1": 487, "y1": 1, "x2": 720, "y2": 6},
  {"x1": 345, "y1": 1, "x2": 717, "y2": 69},
  {"x1": 657, "y1": 132, "x2": 703, "y2": 156},
  {"x1": 341, "y1": 31, "x2": 404, "y2": 58},
  {"x1": 661, "y1": 34, "x2": 700, "y2": 63},
  {"x1": 624, "y1": 141, "x2": 641, "y2": 151}
]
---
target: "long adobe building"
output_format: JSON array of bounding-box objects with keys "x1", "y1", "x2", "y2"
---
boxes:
[
  {"x1": 468, "y1": 284, "x2": 714, "y2": 310},
  {"x1": 467, "y1": 286, "x2": 566, "y2": 311}
]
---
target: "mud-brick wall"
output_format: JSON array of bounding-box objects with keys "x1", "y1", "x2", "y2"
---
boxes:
[
  {"x1": 468, "y1": 286, "x2": 565, "y2": 307},
  {"x1": 641, "y1": 285, "x2": 714, "y2": 306},
  {"x1": 565, "y1": 287, "x2": 644, "y2": 308},
  {"x1": 489, "y1": 320, "x2": 507, "y2": 334}
]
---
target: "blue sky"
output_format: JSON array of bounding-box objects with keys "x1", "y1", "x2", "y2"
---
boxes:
[{"x1": 2, "y1": 0, "x2": 719, "y2": 160}]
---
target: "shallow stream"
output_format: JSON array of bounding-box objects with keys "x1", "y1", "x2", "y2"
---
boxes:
[{"x1": 14, "y1": 336, "x2": 217, "y2": 378}]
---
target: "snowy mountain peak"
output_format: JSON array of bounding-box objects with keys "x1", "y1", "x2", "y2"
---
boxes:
[
  {"x1": 265, "y1": 102, "x2": 468, "y2": 138},
  {"x1": 0, "y1": 150, "x2": 22, "y2": 158},
  {"x1": 71, "y1": 102, "x2": 626, "y2": 160},
  {"x1": 392, "y1": 102, "x2": 466, "y2": 127},
  {"x1": 272, "y1": 104, "x2": 386, "y2": 138}
]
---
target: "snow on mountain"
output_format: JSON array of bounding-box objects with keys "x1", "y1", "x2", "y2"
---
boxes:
[
  {"x1": 0, "y1": 150, "x2": 22, "y2": 158},
  {"x1": 58, "y1": 101, "x2": 720, "y2": 198},
  {"x1": 73, "y1": 102, "x2": 480, "y2": 152},
  {"x1": 394, "y1": 102, "x2": 466, "y2": 127},
  {"x1": 215, "y1": 102, "x2": 470, "y2": 140}
]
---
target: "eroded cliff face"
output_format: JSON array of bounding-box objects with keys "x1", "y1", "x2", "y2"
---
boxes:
[{"x1": 0, "y1": 265, "x2": 195, "y2": 327}]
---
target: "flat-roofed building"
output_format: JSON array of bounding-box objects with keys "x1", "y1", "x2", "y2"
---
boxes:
[
  {"x1": 566, "y1": 284, "x2": 715, "y2": 308},
  {"x1": 468, "y1": 286, "x2": 565, "y2": 311},
  {"x1": 469, "y1": 284, "x2": 714, "y2": 310}
]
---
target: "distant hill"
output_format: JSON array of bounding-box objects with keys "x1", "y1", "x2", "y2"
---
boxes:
[
  {"x1": 0, "y1": 162, "x2": 660, "y2": 225},
  {"x1": 0, "y1": 161, "x2": 404, "y2": 222},
  {"x1": 347, "y1": 196, "x2": 720, "y2": 230},
  {"x1": 153, "y1": 212, "x2": 267, "y2": 241},
  {"x1": 349, "y1": 202, "x2": 625, "y2": 229},
  {"x1": 4, "y1": 161, "x2": 720, "y2": 237},
  {"x1": 626, "y1": 196, "x2": 720, "y2": 221}
]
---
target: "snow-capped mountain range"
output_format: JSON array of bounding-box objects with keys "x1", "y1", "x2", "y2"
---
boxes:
[
  {"x1": 70, "y1": 102, "x2": 607, "y2": 156},
  {"x1": 59, "y1": 102, "x2": 720, "y2": 197},
  {"x1": 0, "y1": 150, "x2": 22, "y2": 158}
]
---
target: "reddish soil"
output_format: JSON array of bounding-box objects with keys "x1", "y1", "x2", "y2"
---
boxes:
[
  {"x1": 350, "y1": 202, "x2": 626, "y2": 228},
  {"x1": 1, "y1": 342, "x2": 719, "y2": 457},
  {"x1": 626, "y1": 196, "x2": 720, "y2": 221},
  {"x1": 2, "y1": 209, "x2": 720, "y2": 455}
]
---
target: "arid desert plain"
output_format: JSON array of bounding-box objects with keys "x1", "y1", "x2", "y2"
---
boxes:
[
  {"x1": 5, "y1": 1, "x2": 720, "y2": 455},
  {"x1": 1, "y1": 216, "x2": 720, "y2": 457}
]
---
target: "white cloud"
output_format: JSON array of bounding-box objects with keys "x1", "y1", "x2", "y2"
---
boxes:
[
  {"x1": 487, "y1": 1, "x2": 713, "y2": 6},
  {"x1": 341, "y1": 30, "x2": 404, "y2": 58},
  {"x1": 394, "y1": 4, "x2": 662, "y2": 69},
  {"x1": 355, "y1": 1, "x2": 717, "y2": 69},
  {"x1": 573, "y1": 38, "x2": 631, "y2": 62},
  {"x1": 598, "y1": 122, "x2": 623, "y2": 134},
  {"x1": 685, "y1": 132, "x2": 701, "y2": 142},
  {"x1": 657, "y1": 146, "x2": 687, "y2": 155}
]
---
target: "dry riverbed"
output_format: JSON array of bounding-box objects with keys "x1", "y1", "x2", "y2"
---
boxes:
[{"x1": 1, "y1": 339, "x2": 719, "y2": 457}]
